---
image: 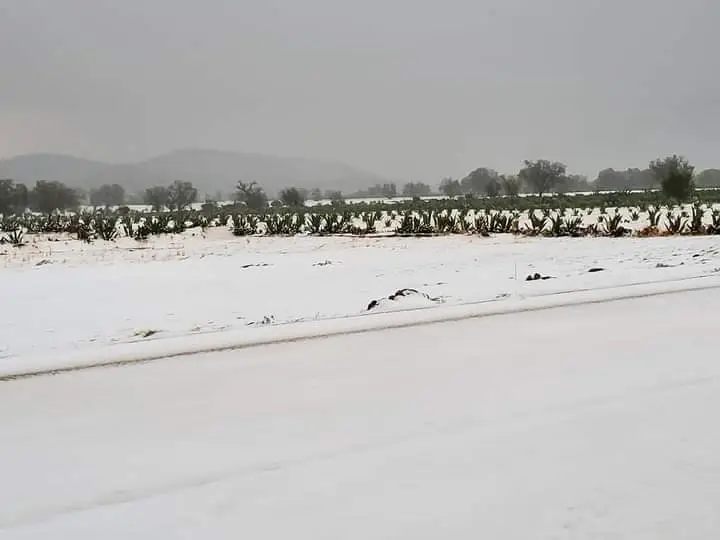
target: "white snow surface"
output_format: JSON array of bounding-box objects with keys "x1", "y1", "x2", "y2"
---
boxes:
[
  {"x1": 1, "y1": 275, "x2": 718, "y2": 379},
  {"x1": 2, "y1": 288, "x2": 720, "y2": 538},
  {"x1": 2, "y1": 230, "x2": 720, "y2": 367}
]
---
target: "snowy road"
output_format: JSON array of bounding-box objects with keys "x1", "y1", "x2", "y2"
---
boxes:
[{"x1": 2, "y1": 288, "x2": 720, "y2": 538}]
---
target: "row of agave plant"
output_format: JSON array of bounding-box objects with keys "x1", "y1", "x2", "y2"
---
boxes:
[
  {"x1": 0, "y1": 212, "x2": 211, "y2": 246},
  {"x1": 2, "y1": 204, "x2": 720, "y2": 246},
  {"x1": 232, "y1": 204, "x2": 720, "y2": 237}
]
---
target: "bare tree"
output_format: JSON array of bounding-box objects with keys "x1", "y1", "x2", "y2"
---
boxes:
[{"x1": 167, "y1": 181, "x2": 198, "y2": 211}]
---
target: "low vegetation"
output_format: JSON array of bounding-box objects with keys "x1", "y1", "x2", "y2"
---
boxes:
[
  {"x1": 2, "y1": 155, "x2": 720, "y2": 243},
  {"x1": 2, "y1": 199, "x2": 720, "y2": 244}
]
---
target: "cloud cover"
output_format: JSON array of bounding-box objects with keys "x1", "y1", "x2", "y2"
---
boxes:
[{"x1": 1, "y1": 0, "x2": 718, "y2": 181}]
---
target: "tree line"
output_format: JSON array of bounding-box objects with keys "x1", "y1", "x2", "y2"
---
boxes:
[
  {"x1": 438, "y1": 157, "x2": 704, "y2": 200},
  {"x1": 222, "y1": 157, "x2": 717, "y2": 210},
  {"x1": 0, "y1": 180, "x2": 80, "y2": 215},
  {"x1": 0, "y1": 155, "x2": 713, "y2": 214}
]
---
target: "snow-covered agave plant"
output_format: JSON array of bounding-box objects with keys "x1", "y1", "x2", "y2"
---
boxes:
[
  {"x1": 665, "y1": 212, "x2": 687, "y2": 235},
  {"x1": 647, "y1": 206, "x2": 662, "y2": 229},
  {"x1": 688, "y1": 203, "x2": 706, "y2": 235},
  {"x1": 93, "y1": 216, "x2": 119, "y2": 241},
  {"x1": 708, "y1": 210, "x2": 720, "y2": 235},
  {"x1": 0, "y1": 228, "x2": 25, "y2": 246},
  {"x1": 601, "y1": 211, "x2": 627, "y2": 237},
  {"x1": 232, "y1": 214, "x2": 258, "y2": 236}
]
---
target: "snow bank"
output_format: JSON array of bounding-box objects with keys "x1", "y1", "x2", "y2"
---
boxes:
[
  {"x1": 4, "y1": 274, "x2": 720, "y2": 380},
  {"x1": 4, "y1": 233, "x2": 720, "y2": 362}
]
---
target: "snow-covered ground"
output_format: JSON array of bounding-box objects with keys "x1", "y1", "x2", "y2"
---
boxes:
[
  {"x1": 2, "y1": 287, "x2": 720, "y2": 538},
  {"x1": 2, "y1": 229, "x2": 720, "y2": 363}
]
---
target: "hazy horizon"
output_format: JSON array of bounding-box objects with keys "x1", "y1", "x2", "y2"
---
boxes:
[{"x1": 2, "y1": 0, "x2": 719, "y2": 182}]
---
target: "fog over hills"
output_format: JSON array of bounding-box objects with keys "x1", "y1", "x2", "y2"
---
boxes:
[{"x1": 0, "y1": 149, "x2": 390, "y2": 197}]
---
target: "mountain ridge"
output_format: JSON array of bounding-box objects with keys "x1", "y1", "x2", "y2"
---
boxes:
[{"x1": 0, "y1": 149, "x2": 390, "y2": 197}]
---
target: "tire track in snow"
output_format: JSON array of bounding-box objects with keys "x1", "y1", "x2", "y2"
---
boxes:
[
  {"x1": 3, "y1": 372, "x2": 716, "y2": 531},
  {"x1": 3, "y1": 273, "x2": 720, "y2": 382}
]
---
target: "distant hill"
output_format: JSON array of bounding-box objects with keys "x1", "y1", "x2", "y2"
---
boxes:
[
  {"x1": 0, "y1": 149, "x2": 390, "y2": 197},
  {"x1": 0, "y1": 154, "x2": 109, "y2": 187}
]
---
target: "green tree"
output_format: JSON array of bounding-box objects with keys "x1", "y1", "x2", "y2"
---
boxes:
[
  {"x1": 362, "y1": 183, "x2": 397, "y2": 198},
  {"x1": 439, "y1": 177, "x2": 463, "y2": 197},
  {"x1": 461, "y1": 168, "x2": 501, "y2": 196},
  {"x1": 402, "y1": 182, "x2": 432, "y2": 197},
  {"x1": 200, "y1": 198, "x2": 218, "y2": 214},
  {"x1": 519, "y1": 160, "x2": 567, "y2": 197},
  {"x1": 235, "y1": 181, "x2": 268, "y2": 211},
  {"x1": 309, "y1": 188, "x2": 323, "y2": 201},
  {"x1": 279, "y1": 187, "x2": 306, "y2": 207},
  {"x1": 501, "y1": 175, "x2": 521, "y2": 197},
  {"x1": 90, "y1": 184, "x2": 125, "y2": 207},
  {"x1": 0, "y1": 179, "x2": 29, "y2": 215},
  {"x1": 325, "y1": 190, "x2": 344, "y2": 205},
  {"x1": 13, "y1": 182, "x2": 29, "y2": 212},
  {"x1": 144, "y1": 186, "x2": 170, "y2": 211},
  {"x1": 562, "y1": 174, "x2": 590, "y2": 193},
  {"x1": 30, "y1": 181, "x2": 79, "y2": 213},
  {"x1": 0, "y1": 179, "x2": 17, "y2": 214},
  {"x1": 593, "y1": 168, "x2": 655, "y2": 191},
  {"x1": 649, "y1": 155, "x2": 695, "y2": 202},
  {"x1": 484, "y1": 177, "x2": 501, "y2": 197},
  {"x1": 167, "y1": 180, "x2": 198, "y2": 210}
]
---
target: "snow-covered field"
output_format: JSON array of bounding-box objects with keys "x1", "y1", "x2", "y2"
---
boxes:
[
  {"x1": 2, "y1": 229, "x2": 720, "y2": 364},
  {"x1": 2, "y1": 287, "x2": 720, "y2": 538}
]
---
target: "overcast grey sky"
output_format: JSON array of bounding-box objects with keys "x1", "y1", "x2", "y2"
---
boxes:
[{"x1": 1, "y1": 0, "x2": 718, "y2": 181}]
